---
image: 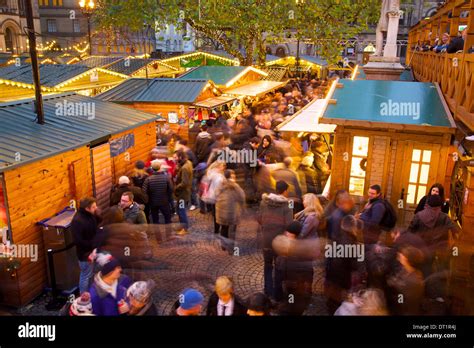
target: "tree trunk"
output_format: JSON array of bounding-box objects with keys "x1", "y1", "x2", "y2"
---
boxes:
[{"x1": 255, "y1": 31, "x2": 267, "y2": 67}]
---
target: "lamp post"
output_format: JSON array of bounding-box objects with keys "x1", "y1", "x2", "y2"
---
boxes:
[
  {"x1": 295, "y1": 0, "x2": 304, "y2": 78},
  {"x1": 79, "y1": 0, "x2": 95, "y2": 55}
]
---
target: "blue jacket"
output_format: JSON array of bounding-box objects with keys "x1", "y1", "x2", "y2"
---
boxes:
[
  {"x1": 327, "y1": 208, "x2": 351, "y2": 241},
  {"x1": 90, "y1": 275, "x2": 131, "y2": 316},
  {"x1": 359, "y1": 197, "x2": 386, "y2": 227}
]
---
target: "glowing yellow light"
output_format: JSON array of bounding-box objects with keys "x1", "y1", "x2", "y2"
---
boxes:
[{"x1": 351, "y1": 65, "x2": 359, "y2": 80}]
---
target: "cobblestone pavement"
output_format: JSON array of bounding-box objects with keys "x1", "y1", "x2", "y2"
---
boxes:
[{"x1": 13, "y1": 207, "x2": 328, "y2": 316}]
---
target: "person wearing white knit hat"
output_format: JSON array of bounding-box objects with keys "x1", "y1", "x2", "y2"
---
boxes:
[{"x1": 127, "y1": 280, "x2": 157, "y2": 316}]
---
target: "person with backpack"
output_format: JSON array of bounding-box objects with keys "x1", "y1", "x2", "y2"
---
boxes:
[{"x1": 357, "y1": 184, "x2": 396, "y2": 244}]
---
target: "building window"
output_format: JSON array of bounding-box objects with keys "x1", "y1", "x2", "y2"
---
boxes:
[
  {"x1": 349, "y1": 136, "x2": 369, "y2": 196},
  {"x1": 47, "y1": 19, "x2": 57, "y2": 33},
  {"x1": 165, "y1": 40, "x2": 170, "y2": 52},
  {"x1": 73, "y1": 19, "x2": 80, "y2": 33},
  {"x1": 39, "y1": 0, "x2": 63, "y2": 6},
  {"x1": 406, "y1": 149, "x2": 431, "y2": 204},
  {"x1": 276, "y1": 46, "x2": 286, "y2": 57},
  {"x1": 4, "y1": 27, "x2": 15, "y2": 53},
  {"x1": 0, "y1": 0, "x2": 8, "y2": 8}
]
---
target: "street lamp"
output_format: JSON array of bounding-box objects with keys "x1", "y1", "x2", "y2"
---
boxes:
[{"x1": 79, "y1": 0, "x2": 95, "y2": 55}]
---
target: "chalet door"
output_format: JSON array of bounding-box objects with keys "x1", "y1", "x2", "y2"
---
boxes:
[
  {"x1": 91, "y1": 144, "x2": 113, "y2": 211},
  {"x1": 69, "y1": 157, "x2": 91, "y2": 202},
  {"x1": 392, "y1": 141, "x2": 441, "y2": 227}
]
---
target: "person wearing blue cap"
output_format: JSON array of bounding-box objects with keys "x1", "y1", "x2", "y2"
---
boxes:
[{"x1": 171, "y1": 288, "x2": 204, "y2": 316}]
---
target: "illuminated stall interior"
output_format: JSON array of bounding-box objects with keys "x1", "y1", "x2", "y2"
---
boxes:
[{"x1": 265, "y1": 55, "x2": 328, "y2": 78}]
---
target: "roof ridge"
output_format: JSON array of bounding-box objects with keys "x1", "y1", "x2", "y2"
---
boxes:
[{"x1": 0, "y1": 92, "x2": 78, "y2": 107}]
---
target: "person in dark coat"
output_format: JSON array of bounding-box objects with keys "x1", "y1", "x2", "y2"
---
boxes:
[
  {"x1": 357, "y1": 184, "x2": 386, "y2": 244},
  {"x1": 131, "y1": 161, "x2": 151, "y2": 222},
  {"x1": 257, "y1": 135, "x2": 281, "y2": 164},
  {"x1": 215, "y1": 170, "x2": 245, "y2": 253},
  {"x1": 127, "y1": 280, "x2": 157, "y2": 316},
  {"x1": 173, "y1": 150, "x2": 193, "y2": 232},
  {"x1": 325, "y1": 215, "x2": 364, "y2": 315},
  {"x1": 408, "y1": 194, "x2": 460, "y2": 274},
  {"x1": 71, "y1": 197, "x2": 101, "y2": 294},
  {"x1": 324, "y1": 189, "x2": 349, "y2": 218},
  {"x1": 90, "y1": 257, "x2": 131, "y2": 316},
  {"x1": 142, "y1": 160, "x2": 174, "y2": 224},
  {"x1": 387, "y1": 246, "x2": 425, "y2": 315},
  {"x1": 297, "y1": 154, "x2": 319, "y2": 194},
  {"x1": 326, "y1": 191, "x2": 354, "y2": 241},
  {"x1": 257, "y1": 180, "x2": 293, "y2": 301},
  {"x1": 414, "y1": 183, "x2": 449, "y2": 215},
  {"x1": 194, "y1": 124, "x2": 214, "y2": 164},
  {"x1": 447, "y1": 29, "x2": 466, "y2": 53},
  {"x1": 130, "y1": 161, "x2": 148, "y2": 190},
  {"x1": 273, "y1": 221, "x2": 314, "y2": 315},
  {"x1": 246, "y1": 292, "x2": 272, "y2": 316},
  {"x1": 118, "y1": 192, "x2": 147, "y2": 225},
  {"x1": 206, "y1": 276, "x2": 247, "y2": 316},
  {"x1": 110, "y1": 176, "x2": 148, "y2": 207},
  {"x1": 272, "y1": 157, "x2": 303, "y2": 213}
]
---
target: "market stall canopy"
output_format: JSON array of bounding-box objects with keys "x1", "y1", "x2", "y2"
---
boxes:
[
  {"x1": 179, "y1": 66, "x2": 267, "y2": 88},
  {"x1": 261, "y1": 66, "x2": 289, "y2": 81},
  {"x1": 0, "y1": 64, "x2": 129, "y2": 101},
  {"x1": 105, "y1": 58, "x2": 178, "y2": 77},
  {"x1": 95, "y1": 78, "x2": 151, "y2": 102},
  {"x1": 0, "y1": 93, "x2": 159, "y2": 171},
  {"x1": 75, "y1": 55, "x2": 124, "y2": 68},
  {"x1": 266, "y1": 55, "x2": 328, "y2": 68},
  {"x1": 193, "y1": 95, "x2": 237, "y2": 109},
  {"x1": 159, "y1": 51, "x2": 240, "y2": 69},
  {"x1": 96, "y1": 78, "x2": 219, "y2": 104},
  {"x1": 276, "y1": 98, "x2": 336, "y2": 133},
  {"x1": 0, "y1": 63, "x2": 91, "y2": 87},
  {"x1": 322, "y1": 79, "x2": 456, "y2": 133},
  {"x1": 224, "y1": 80, "x2": 286, "y2": 97}
]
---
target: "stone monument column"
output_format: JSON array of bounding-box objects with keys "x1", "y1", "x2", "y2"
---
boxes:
[
  {"x1": 363, "y1": 0, "x2": 404, "y2": 81},
  {"x1": 383, "y1": 10, "x2": 402, "y2": 58}
]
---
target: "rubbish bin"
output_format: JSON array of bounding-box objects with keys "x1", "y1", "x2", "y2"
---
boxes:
[{"x1": 38, "y1": 208, "x2": 79, "y2": 292}]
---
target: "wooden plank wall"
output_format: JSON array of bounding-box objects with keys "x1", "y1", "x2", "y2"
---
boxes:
[
  {"x1": 3, "y1": 146, "x2": 93, "y2": 306},
  {"x1": 110, "y1": 122, "x2": 157, "y2": 184},
  {"x1": 132, "y1": 103, "x2": 190, "y2": 142},
  {"x1": 329, "y1": 128, "x2": 351, "y2": 197},
  {"x1": 92, "y1": 144, "x2": 113, "y2": 211}
]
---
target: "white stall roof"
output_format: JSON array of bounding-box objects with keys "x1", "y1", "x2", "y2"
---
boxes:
[{"x1": 276, "y1": 98, "x2": 336, "y2": 133}]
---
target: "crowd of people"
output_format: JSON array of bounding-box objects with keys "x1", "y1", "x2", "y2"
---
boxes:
[
  {"x1": 68, "y1": 77, "x2": 460, "y2": 316},
  {"x1": 416, "y1": 27, "x2": 473, "y2": 54}
]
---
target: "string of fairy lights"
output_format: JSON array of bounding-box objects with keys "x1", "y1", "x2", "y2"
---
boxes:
[{"x1": 30, "y1": 39, "x2": 90, "y2": 53}]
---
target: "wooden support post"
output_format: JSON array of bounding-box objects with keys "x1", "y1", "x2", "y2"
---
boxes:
[
  {"x1": 450, "y1": 6, "x2": 461, "y2": 40},
  {"x1": 463, "y1": 0, "x2": 474, "y2": 52}
]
